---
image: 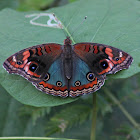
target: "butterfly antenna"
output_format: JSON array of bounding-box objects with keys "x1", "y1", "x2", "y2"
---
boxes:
[
  {"x1": 53, "y1": 13, "x2": 67, "y2": 37},
  {"x1": 71, "y1": 16, "x2": 87, "y2": 36}
]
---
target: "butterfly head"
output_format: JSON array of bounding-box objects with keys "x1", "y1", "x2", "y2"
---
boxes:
[{"x1": 64, "y1": 36, "x2": 72, "y2": 45}]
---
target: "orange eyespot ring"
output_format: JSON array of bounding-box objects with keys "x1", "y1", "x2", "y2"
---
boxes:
[
  {"x1": 24, "y1": 61, "x2": 40, "y2": 78},
  {"x1": 29, "y1": 62, "x2": 38, "y2": 72}
]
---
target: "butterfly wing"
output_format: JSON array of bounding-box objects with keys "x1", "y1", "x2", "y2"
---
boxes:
[
  {"x1": 3, "y1": 43, "x2": 70, "y2": 97},
  {"x1": 33, "y1": 56, "x2": 69, "y2": 97},
  {"x1": 69, "y1": 43, "x2": 133, "y2": 97},
  {"x1": 73, "y1": 43, "x2": 133, "y2": 76},
  {"x1": 69, "y1": 54, "x2": 105, "y2": 97},
  {"x1": 3, "y1": 43, "x2": 62, "y2": 82}
]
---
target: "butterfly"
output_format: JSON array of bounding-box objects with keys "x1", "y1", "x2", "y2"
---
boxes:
[{"x1": 3, "y1": 36, "x2": 133, "y2": 98}]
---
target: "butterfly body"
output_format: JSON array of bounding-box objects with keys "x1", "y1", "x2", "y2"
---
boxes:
[{"x1": 3, "y1": 37, "x2": 133, "y2": 98}]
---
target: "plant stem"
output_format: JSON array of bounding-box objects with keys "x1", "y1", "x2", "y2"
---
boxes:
[
  {"x1": 53, "y1": 14, "x2": 76, "y2": 44},
  {"x1": 0, "y1": 137, "x2": 77, "y2": 140},
  {"x1": 90, "y1": 93, "x2": 98, "y2": 140},
  {"x1": 104, "y1": 88, "x2": 140, "y2": 131}
]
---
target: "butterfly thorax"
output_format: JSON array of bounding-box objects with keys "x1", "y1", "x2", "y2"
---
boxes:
[
  {"x1": 64, "y1": 36, "x2": 72, "y2": 45},
  {"x1": 63, "y1": 43, "x2": 73, "y2": 80}
]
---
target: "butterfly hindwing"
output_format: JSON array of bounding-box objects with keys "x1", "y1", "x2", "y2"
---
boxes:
[
  {"x1": 69, "y1": 54, "x2": 105, "y2": 97},
  {"x1": 33, "y1": 56, "x2": 69, "y2": 97}
]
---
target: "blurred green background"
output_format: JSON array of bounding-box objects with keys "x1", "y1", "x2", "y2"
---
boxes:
[{"x1": 0, "y1": 0, "x2": 140, "y2": 140}]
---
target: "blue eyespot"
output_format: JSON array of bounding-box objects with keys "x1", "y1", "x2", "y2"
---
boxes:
[
  {"x1": 44, "y1": 73, "x2": 50, "y2": 81},
  {"x1": 29, "y1": 63, "x2": 37, "y2": 72},
  {"x1": 115, "y1": 57, "x2": 119, "y2": 61},
  {"x1": 100, "y1": 61, "x2": 108, "y2": 69},
  {"x1": 89, "y1": 74, "x2": 94, "y2": 79},
  {"x1": 17, "y1": 61, "x2": 22, "y2": 65},
  {"x1": 87, "y1": 72, "x2": 95, "y2": 81}
]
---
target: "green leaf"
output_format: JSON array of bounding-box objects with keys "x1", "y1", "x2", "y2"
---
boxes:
[
  {"x1": 17, "y1": 0, "x2": 54, "y2": 11},
  {"x1": 0, "y1": 0, "x2": 19, "y2": 10},
  {"x1": 0, "y1": 0, "x2": 140, "y2": 107}
]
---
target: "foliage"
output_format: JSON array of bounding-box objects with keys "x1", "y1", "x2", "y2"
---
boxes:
[
  {"x1": 17, "y1": 0, "x2": 54, "y2": 11},
  {"x1": 68, "y1": 0, "x2": 78, "y2": 3},
  {"x1": 45, "y1": 104, "x2": 92, "y2": 135},
  {"x1": 19, "y1": 105, "x2": 51, "y2": 125},
  {"x1": 0, "y1": 0, "x2": 140, "y2": 107},
  {"x1": 111, "y1": 124, "x2": 140, "y2": 140},
  {"x1": 0, "y1": 0, "x2": 140, "y2": 140},
  {"x1": 0, "y1": 0, "x2": 19, "y2": 10},
  {"x1": 0, "y1": 73, "x2": 140, "y2": 139},
  {"x1": 11, "y1": 74, "x2": 139, "y2": 139}
]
